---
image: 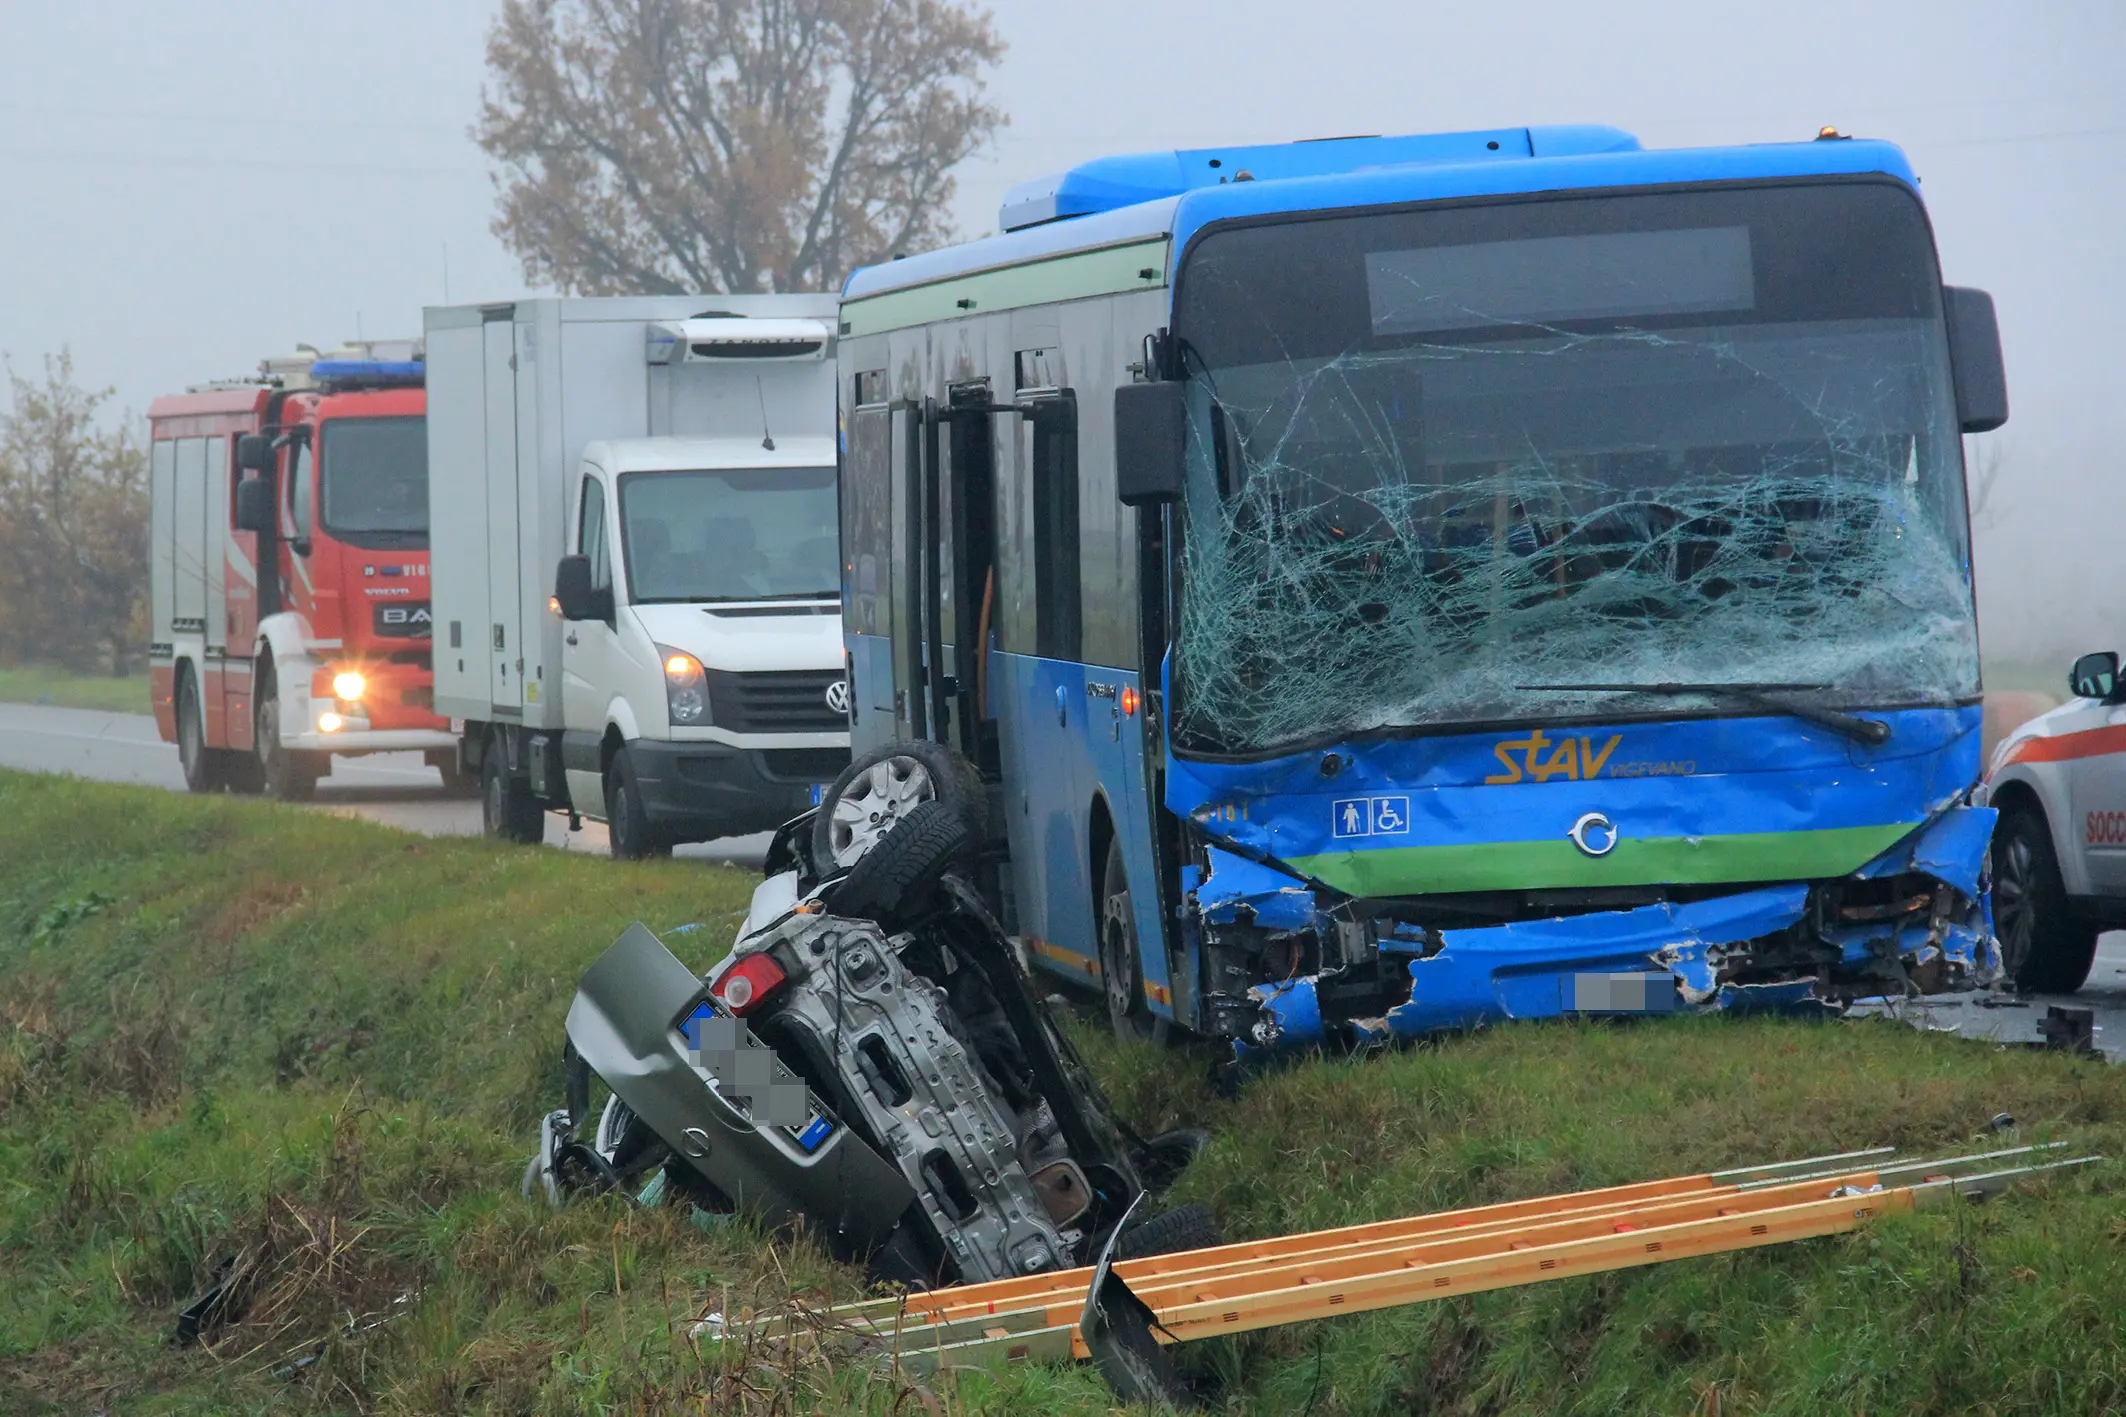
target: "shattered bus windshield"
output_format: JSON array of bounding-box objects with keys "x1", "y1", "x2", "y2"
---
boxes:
[{"x1": 1169, "y1": 181, "x2": 1978, "y2": 757}]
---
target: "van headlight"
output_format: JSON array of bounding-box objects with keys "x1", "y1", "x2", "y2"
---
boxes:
[{"x1": 658, "y1": 645, "x2": 708, "y2": 725}]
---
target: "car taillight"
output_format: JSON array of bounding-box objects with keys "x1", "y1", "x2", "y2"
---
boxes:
[{"x1": 711, "y1": 953, "x2": 788, "y2": 1016}]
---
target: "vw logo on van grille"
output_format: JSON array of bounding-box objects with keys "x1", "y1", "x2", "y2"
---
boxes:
[{"x1": 824, "y1": 680, "x2": 851, "y2": 714}]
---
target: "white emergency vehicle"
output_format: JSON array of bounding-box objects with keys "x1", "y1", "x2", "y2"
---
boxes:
[{"x1": 1983, "y1": 652, "x2": 2126, "y2": 991}]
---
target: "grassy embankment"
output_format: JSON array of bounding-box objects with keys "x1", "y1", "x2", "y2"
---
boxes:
[
  {"x1": 3, "y1": 768, "x2": 2125, "y2": 1414},
  {"x1": 0, "y1": 665, "x2": 148, "y2": 714}
]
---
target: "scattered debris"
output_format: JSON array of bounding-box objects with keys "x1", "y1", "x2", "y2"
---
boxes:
[{"x1": 716, "y1": 1143, "x2": 2096, "y2": 1403}]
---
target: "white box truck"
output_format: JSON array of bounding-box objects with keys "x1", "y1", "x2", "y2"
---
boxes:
[{"x1": 425, "y1": 296, "x2": 849, "y2": 856}]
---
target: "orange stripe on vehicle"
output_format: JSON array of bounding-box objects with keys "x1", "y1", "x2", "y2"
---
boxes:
[
  {"x1": 1998, "y1": 722, "x2": 2126, "y2": 768},
  {"x1": 1145, "y1": 981, "x2": 1172, "y2": 1007},
  {"x1": 1028, "y1": 937, "x2": 1100, "y2": 979}
]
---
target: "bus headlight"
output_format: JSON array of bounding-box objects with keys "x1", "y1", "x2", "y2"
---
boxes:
[
  {"x1": 332, "y1": 670, "x2": 367, "y2": 702},
  {"x1": 659, "y1": 645, "x2": 708, "y2": 725}
]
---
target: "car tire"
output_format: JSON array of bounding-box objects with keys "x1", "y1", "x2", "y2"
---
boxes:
[
  {"x1": 176, "y1": 670, "x2": 230, "y2": 794},
  {"x1": 1993, "y1": 803, "x2": 2100, "y2": 993},
  {"x1": 829, "y1": 799, "x2": 975, "y2": 929},
  {"x1": 254, "y1": 659, "x2": 320, "y2": 802},
  {"x1": 813, "y1": 738, "x2": 985, "y2": 873},
  {"x1": 1100, "y1": 836, "x2": 1168, "y2": 1045},
  {"x1": 606, "y1": 747, "x2": 669, "y2": 860},
  {"x1": 481, "y1": 738, "x2": 545, "y2": 845},
  {"x1": 1114, "y1": 1201, "x2": 1223, "y2": 1261}
]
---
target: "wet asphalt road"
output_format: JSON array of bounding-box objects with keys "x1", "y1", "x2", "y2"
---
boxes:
[
  {"x1": 4, "y1": 700, "x2": 2122, "y2": 1059},
  {"x1": 0, "y1": 702, "x2": 771, "y2": 870}
]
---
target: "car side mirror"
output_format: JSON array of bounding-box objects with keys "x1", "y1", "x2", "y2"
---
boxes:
[
  {"x1": 1114, "y1": 380, "x2": 1187, "y2": 507},
  {"x1": 236, "y1": 433, "x2": 276, "y2": 473},
  {"x1": 233, "y1": 476, "x2": 275, "y2": 535},
  {"x1": 1944, "y1": 286, "x2": 2008, "y2": 434},
  {"x1": 2070, "y1": 651, "x2": 2118, "y2": 702},
  {"x1": 554, "y1": 554, "x2": 612, "y2": 622}
]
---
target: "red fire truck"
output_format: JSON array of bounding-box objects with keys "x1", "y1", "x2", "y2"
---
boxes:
[{"x1": 147, "y1": 346, "x2": 455, "y2": 800}]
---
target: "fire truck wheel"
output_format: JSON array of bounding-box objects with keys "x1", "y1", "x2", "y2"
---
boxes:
[
  {"x1": 255, "y1": 661, "x2": 320, "y2": 803},
  {"x1": 481, "y1": 740, "x2": 545, "y2": 845},
  {"x1": 176, "y1": 670, "x2": 230, "y2": 794},
  {"x1": 605, "y1": 748, "x2": 670, "y2": 860},
  {"x1": 1100, "y1": 836, "x2": 1168, "y2": 1045}
]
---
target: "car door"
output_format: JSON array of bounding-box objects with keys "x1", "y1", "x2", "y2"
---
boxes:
[{"x1": 561, "y1": 471, "x2": 619, "y2": 815}]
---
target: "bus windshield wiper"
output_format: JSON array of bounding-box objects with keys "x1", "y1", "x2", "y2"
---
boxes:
[{"x1": 1518, "y1": 682, "x2": 1893, "y2": 746}]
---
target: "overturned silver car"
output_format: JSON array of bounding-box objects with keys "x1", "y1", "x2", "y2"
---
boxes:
[{"x1": 530, "y1": 801, "x2": 1211, "y2": 1287}]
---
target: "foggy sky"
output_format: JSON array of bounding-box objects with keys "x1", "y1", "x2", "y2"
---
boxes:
[{"x1": 1, "y1": 0, "x2": 2119, "y2": 667}]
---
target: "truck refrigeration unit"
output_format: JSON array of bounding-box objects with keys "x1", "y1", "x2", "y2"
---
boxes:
[
  {"x1": 426, "y1": 296, "x2": 850, "y2": 857},
  {"x1": 147, "y1": 342, "x2": 454, "y2": 801}
]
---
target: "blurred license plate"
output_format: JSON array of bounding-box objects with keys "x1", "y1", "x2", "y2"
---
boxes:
[{"x1": 809, "y1": 784, "x2": 828, "y2": 806}]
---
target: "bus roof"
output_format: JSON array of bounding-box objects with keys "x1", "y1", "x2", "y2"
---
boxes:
[{"x1": 838, "y1": 129, "x2": 1921, "y2": 336}]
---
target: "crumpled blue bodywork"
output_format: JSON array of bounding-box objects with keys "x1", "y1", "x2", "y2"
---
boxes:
[{"x1": 1234, "y1": 802, "x2": 2000, "y2": 1055}]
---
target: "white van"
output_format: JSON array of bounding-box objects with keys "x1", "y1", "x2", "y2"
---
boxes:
[{"x1": 426, "y1": 297, "x2": 849, "y2": 856}]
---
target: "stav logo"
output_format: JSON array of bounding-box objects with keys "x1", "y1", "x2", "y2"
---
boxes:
[{"x1": 1486, "y1": 729, "x2": 1622, "y2": 785}]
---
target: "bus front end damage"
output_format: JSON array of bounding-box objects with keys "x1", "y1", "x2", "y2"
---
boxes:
[{"x1": 1177, "y1": 792, "x2": 1999, "y2": 1057}]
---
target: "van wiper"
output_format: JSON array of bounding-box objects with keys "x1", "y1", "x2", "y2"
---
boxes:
[{"x1": 1518, "y1": 681, "x2": 1893, "y2": 746}]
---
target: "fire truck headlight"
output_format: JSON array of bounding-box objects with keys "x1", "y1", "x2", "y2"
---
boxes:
[
  {"x1": 332, "y1": 671, "x2": 367, "y2": 702},
  {"x1": 658, "y1": 644, "x2": 709, "y2": 726},
  {"x1": 318, "y1": 711, "x2": 345, "y2": 733}
]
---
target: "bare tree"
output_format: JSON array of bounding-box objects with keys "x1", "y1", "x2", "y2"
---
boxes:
[
  {"x1": 0, "y1": 353, "x2": 148, "y2": 675},
  {"x1": 476, "y1": 0, "x2": 1007, "y2": 296}
]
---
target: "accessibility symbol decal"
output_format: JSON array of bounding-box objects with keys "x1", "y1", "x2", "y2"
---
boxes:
[{"x1": 1332, "y1": 796, "x2": 1411, "y2": 839}]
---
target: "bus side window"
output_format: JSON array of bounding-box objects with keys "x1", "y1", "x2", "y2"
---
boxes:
[{"x1": 1031, "y1": 395, "x2": 1081, "y2": 662}]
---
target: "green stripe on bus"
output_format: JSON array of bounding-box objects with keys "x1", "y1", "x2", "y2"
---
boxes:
[
  {"x1": 1283, "y1": 823, "x2": 1914, "y2": 897},
  {"x1": 839, "y1": 238, "x2": 1170, "y2": 337}
]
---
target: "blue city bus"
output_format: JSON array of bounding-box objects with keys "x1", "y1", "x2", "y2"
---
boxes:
[{"x1": 830, "y1": 124, "x2": 2009, "y2": 1052}]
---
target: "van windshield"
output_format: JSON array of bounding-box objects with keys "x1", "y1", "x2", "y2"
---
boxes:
[{"x1": 618, "y1": 466, "x2": 839, "y2": 603}]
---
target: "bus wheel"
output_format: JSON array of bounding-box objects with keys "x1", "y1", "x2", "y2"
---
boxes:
[
  {"x1": 481, "y1": 738, "x2": 545, "y2": 844},
  {"x1": 176, "y1": 670, "x2": 229, "y2": 794},
  {"x1": 254, "y1": 660, "x2": 320, "y2": 802},
  {"x1": 814, "y1": 739, "x2": 985, "y2": 872},
  {"x1": 1100, "y1": 837, "x2": 1168, "y2": 1045}
]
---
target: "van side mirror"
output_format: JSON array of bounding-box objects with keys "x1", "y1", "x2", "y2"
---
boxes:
[
  {"x1": 236, "y1": 433, "x2": 275, "y2": 473},
  {"x1": 1114, "y1": 381, "x2": 1187, "y2": 507},
  {"x1": 2070, "y1": 651, "x2": 2118, "y2": 702},
  {"x1": 234, "y1": 476, "x2": 275, "y2": 535},
  {"x1": 1944, "y1": 286, "x2": 2008, "y2": 434},
  {"x1": 554, "y1": 555, "x2": 612, "y2": 623}
]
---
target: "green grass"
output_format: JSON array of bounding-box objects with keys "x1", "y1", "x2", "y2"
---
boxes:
[
  {"x1": 3, "y1": 769, "x2": 2125, "y2": 1414},
  {"x1": 0, "y1": 664, "x2": 148, "y2": 714}
]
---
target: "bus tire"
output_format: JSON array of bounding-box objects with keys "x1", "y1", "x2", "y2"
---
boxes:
[
  {"x1": 1993, "y1": 804, "x2": 2099, "y2": 993},
  {"x1": 605, "y1": 747, "x2": 669, "y2": 860},
  {"x1": 481, "y1": 738, "x2": 545, "y2": 845},
  {"x1": 176, "y1": 668, "x2": 232, "y2": 794},
  {"x1": 829, "y1": 799, "x2": 974, "y2": 929},
  {"x1": 1100, "y1": 836, "x2": 1168, "y2": 1045},
  {"x1": 254, "y1": 659, "x2": 320, "y2": 802},
  {"x1": 814, "y1": 738, "x2": 986, "y2": 873}
]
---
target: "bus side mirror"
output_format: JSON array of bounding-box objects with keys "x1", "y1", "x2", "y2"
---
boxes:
[
  {"x1": 1944, "y1": 286, "x2": 2008, "y2": 434},
  {"x1": 234, "y1": 476, "x2": 275, "y2": 535},
  {"x1": 1114, "y1": 381, "x2": 1187, "y2": 507},
  {"x1": 554, "y1": 555, "x2": 612, "y2": 623},
  {"x1": 236, "y1": 433, "x2": 275, "y2": 473}
]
